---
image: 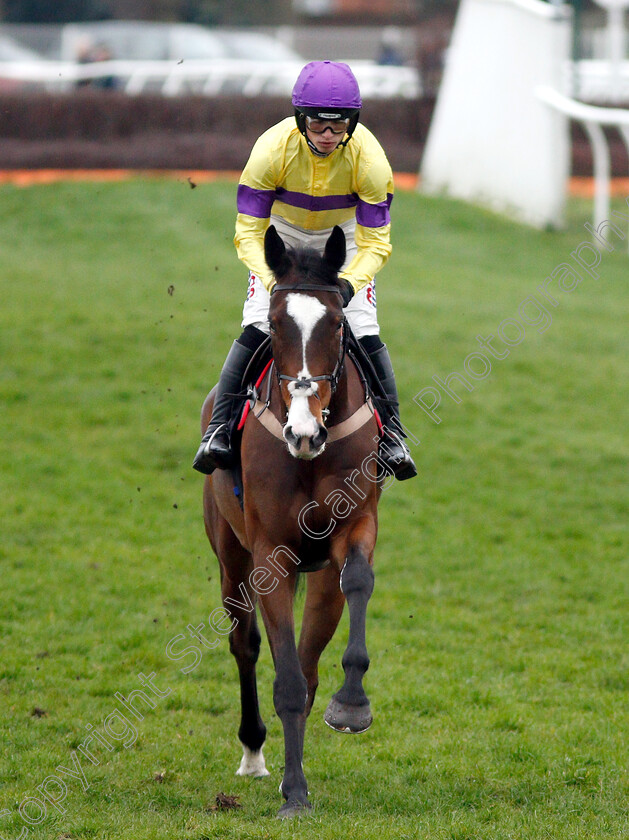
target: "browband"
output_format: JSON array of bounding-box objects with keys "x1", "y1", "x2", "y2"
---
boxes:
[{"x1": 272, "y1": 284, "x2": 342, "y2": 296}]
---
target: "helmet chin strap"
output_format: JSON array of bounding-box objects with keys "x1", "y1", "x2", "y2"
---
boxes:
[{"x1": 305, "y1": 135, "x2": 333, "y2": 157}]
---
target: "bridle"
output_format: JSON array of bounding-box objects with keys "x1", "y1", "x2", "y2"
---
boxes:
[{"x1": 271, "y1": 284, "x2": 349, "y2": 399}]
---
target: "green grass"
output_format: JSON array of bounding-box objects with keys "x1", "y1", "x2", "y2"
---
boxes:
[{"x1": 1, "y1": 178, "x2": 627, "y2": 839}]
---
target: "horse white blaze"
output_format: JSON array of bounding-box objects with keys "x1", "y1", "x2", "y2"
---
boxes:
[{"x1": 284, "y1": 293, "x2": 325, "y2": 440}]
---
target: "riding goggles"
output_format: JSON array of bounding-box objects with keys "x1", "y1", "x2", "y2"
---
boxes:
[{"x1": 305, "y1": 115, "x2": 351, "y2": 135}]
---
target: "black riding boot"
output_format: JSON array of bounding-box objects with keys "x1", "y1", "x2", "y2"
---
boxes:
[
  {"x1": 193, "y1": 336, "x2": 259, "y2": 475},
  {"x1": 360, "y1": 337, "x2": 417, "y2": 481}
]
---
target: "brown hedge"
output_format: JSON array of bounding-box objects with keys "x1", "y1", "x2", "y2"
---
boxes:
[
  {"x1": 0, "y1": 91, "x2": 428, "y2": 171},
  {"x1": 0, "y1": 91, "x2": 626, "y2": 175}
]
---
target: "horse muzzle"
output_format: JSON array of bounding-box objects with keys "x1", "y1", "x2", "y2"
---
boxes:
[{"x1": 284, "y1": 422, "x2": 328, "y2": 459}]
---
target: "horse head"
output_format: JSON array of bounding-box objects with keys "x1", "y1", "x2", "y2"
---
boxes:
[{"x1": 265, "y1": 224, "x2": 347, "y2": 460}]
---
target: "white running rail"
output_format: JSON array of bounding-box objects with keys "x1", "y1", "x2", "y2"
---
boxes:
[
  {"x1": 0, "y1": 58, "x2": 421, "y2": 98},
  {"x1": 536, "y1": 85, "x2": 629, "y2": 251}
]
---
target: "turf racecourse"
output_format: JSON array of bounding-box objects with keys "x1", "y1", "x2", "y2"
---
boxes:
[{"x1": 1, "y1": 179, "x2": 627, "y2": 840}]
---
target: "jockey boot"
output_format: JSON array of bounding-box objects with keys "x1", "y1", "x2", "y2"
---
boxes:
[
  {"x1": 360, "y1": 337, "x2": 418, "y2": 481},
  {"x1": 193, "y1": 338, "x2": 257, "y2": 475}
]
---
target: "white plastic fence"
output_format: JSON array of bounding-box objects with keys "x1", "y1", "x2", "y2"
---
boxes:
[{"x1": 0, "y1": 57, "x2": 421, "y2": 98}]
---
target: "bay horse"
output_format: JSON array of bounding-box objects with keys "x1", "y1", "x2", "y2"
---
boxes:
[{"x1": 202, "y1": 225, "x2": 386, "y2": 818}]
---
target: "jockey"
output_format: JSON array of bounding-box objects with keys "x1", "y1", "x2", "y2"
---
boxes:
[{"x1": 194, "y1": 60, "x2": 417, "y2": 481}]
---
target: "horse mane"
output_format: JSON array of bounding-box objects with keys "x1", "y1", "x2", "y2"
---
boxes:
[{"x1": 275, "y1": 246, "x2": 344, "y2": 290}]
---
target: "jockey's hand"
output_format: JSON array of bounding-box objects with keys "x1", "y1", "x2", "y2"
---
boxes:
[{"x1": 340, "y1": 279, "x2": 355, "y2": 308}]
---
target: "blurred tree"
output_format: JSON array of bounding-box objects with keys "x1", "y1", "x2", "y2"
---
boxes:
[
  {"x1": 109, "y1": 0, "x2": 294, "y2": 24},
  {"x1": 180, "y1": 0, "x2": 221, "y2": 25},
  {"x1": 413, "y1": 0, "x2": 595, "y2": 13},
  {"x1": 416, "y1": 0, "x2": 457, "y2": 15},
  {"x1": 0, "y1": 0, "x2": 601, "y2": 21},
  {"x1": 108, "y1": 0, "x2": 293, "y2": 23},
  {"x1": 107, "y1": 0, "x2": 180, "y2": 19},
  {"x1": 212, "y1": 0, "x2": 293, "y2": 25},
  {"x1": 1, "y1": 0, "x2": 111, "y2": 21}
]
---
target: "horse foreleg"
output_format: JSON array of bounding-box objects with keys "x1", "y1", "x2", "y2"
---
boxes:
[
  {"x1": 208, "y1": 504, "x2": 268, "y2": 777},
  {"x1": 230, "y1": 600, "x2": 269, "y2": 778},
  {"x1": 257, "y1": 570, "x2": 311, "y2": 818},
  {"x1": 298, "y1": 564, "x2": 345, "y2": 717},
  {"x1": 325, "y1": 521, "x2": 376, "y2": 734}
]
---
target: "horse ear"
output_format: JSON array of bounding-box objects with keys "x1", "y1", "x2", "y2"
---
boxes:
[
  {"x1": 264, "y1": 225, "x2": 288, "y2": 275},
  {"x1": 324, "y1": 225, "x2": 346, "y2": 274}
]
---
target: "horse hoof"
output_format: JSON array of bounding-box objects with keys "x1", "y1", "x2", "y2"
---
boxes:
[
  {"x1": 324, "y1": 697, "x2": 372, "y2": 733},
  {"x1": 276, "y1": 799, "x2": 312, "y2": 819}
]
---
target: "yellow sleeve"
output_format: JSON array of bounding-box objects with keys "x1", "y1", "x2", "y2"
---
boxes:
[
  {"x1": 233, "y1": 129, "x2": 280, "y2": 292},
  {"x1": 340, "y1": 222, "x2": 392, "y2": 294},
  {"x1": 339, "y1": 139, "x2": 394, "y2": 294},
  {"x1": 234, "y1": 214, "x2": 275, "y2": 291}
]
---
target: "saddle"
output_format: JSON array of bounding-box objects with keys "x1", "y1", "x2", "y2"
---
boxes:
[{"x1": 223, "y1": 327, "x2": 390, "y2": 510}]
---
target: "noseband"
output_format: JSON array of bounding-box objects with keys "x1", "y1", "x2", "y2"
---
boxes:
[{"x1": 271, "y1": 284, "x2": 349, "y2": 397}]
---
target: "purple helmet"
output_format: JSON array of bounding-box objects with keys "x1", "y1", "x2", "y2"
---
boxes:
[
  {"x1": 292, "y1": 60, "x2": 362, "y2": 111},
  {"x1": 292, "y1": 61, "x2": 362, "y2": 151}
]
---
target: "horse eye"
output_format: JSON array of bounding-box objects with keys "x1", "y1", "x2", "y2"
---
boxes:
[
  {"x1": 335, "y1": 322, "x2": 343, "y2": 332},
  {"x1": 269, "y1": 323, "x2": 277, "y2": 334}
]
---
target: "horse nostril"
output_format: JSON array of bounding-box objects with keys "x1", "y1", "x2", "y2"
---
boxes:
[
  {"x1": 311, "y1": 425, "x2": 328, "y2": 450},
  {"x1": 284, "y1": 426, "x2": 299, "y2": 447}
]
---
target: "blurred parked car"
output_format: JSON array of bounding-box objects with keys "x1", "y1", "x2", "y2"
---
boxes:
[
  {"x1": 0, "y1": 32, "x2": 42, "y2": 61},
  {"x1": 60, "y1": 22, "x2": 304, "y2": 64},
  {"x1": 220, "y1": 30, "x2": 310, "y2": 63},
  {"x1": 57, "y1": 21, "x2": 305, "y2": 94},
  {"x1": 0, "y1": 32, "x2": 47, "y2": 90}
]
